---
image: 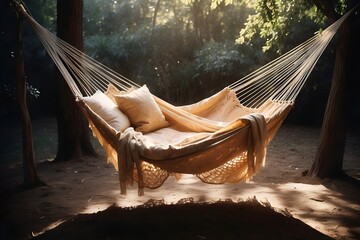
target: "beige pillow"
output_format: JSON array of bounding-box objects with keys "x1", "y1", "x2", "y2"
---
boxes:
[
  {"x1": 105, "y1": 84, "x2": 122, "y2": 103},
  {"x1": 83, "y1": 91, "x2": 131, "y2": 132},
  {"x1": 105, "y1": 83, "x2": 135, "y2": 103},
  {"x1": 115, "y1": 85, "x2": 169, "y2": 133}
]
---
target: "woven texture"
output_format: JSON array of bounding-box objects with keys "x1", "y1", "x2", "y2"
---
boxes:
[{"x1": 87, "y1": 87, "x2": 292, "y2": 194}]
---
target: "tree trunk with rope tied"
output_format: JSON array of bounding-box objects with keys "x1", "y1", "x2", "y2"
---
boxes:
[
  {"x1": 13, "y1": 1, "x2": 44, "y2": 188},
  {"x1": 307, "y1": 0, "x2": 358, "y2": 179}
]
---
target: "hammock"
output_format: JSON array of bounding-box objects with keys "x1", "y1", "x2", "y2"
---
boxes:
[{"x1": 16, "y1": 4, "x2": 355, "y2": 195}]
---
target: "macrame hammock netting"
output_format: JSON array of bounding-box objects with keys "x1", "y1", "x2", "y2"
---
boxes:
[{"x1": 17, "y1": 4, "x2": 355, "y2": 195}]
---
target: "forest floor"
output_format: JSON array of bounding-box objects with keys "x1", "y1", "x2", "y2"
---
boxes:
[{"x1": 0, "y1": 118, "x2": 359, "y2": 239}]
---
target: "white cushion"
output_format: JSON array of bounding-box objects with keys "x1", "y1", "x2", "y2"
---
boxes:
[
  {"x1": 114, "y1": 85, "x2": 169, "y2": 133},
  {"x1": 83, "y1": 91, "x2": 131, "y2": 132}
]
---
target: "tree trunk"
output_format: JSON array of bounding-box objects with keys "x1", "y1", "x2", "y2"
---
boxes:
[
  {"x1": 307, "y1": 6, "x2": 352, "y2": 178},
  {"x1": 15, "y1": 10, "x2": 43, "y2": 188},
  {"x1": 54, "y1": 0, "x2": 96, "y2": 161}
]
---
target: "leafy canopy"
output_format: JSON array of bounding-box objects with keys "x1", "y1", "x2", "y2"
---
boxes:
[{"x1": 234, "y1": 0, "x2": 347, "y2": 52}]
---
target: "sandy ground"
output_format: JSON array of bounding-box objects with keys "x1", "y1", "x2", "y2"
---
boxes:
[{"x1": 1, "y1": 118, "x2": 359, "y2": 239}]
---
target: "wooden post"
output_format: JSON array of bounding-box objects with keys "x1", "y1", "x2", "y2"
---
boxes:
[{"x1": 14, "y1": 5, "x2": 43, "y2": 188}]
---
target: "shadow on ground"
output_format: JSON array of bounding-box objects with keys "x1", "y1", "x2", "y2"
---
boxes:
[{"x1": 31, "y1": 198, "x2": 332, "y2": 240}]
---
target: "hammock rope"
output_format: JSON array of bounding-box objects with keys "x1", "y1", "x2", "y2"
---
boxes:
[
  {"x1": 19, "y1": 4, "x2": 139, "y2": 98},
  {"x1": 230, "y1": 9, "x2": 351, "y2": 108},
  {"x1": 18, "y1": 3, "x2": 355, "y2": 108},
  {"x1": 14, "y1": 3, "x2": 358, "y2": 195}
]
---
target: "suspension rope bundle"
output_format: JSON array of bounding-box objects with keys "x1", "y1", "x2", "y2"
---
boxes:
[
  {"x1": 17, "y1": 3, "x2": 355, "y2": 108},
  {"x1": 17, "y1": 4, "x2": 139, "y2": 99},
  {"x1": 229, "y1": 8, "x2": 355, "y2": 108}
]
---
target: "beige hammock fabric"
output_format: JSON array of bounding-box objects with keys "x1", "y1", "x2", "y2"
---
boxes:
[
  {"x1": 16, "y1": 3, "x2": 356, "y2": 195},
  {"x1": 83, "y1": 84, "x2": 292, "y2": 195}
]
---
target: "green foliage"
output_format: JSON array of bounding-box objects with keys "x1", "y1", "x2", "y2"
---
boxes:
[
  {"x1": 210, "y1": 0, "x2": 233, "y2": 9},
  {"x1": 84, "y1": 0, "x2": 152, "y2": 36},
  {"x1": 334, "y1": 0, "x2": 347, "y2": 15},
  {"x1": 23, "y1": 0, "x2": 56, "y2": 31},
  {"x1": 236, "y1": 0, "x2": 327, "y2": 53},
  {"x1": 182, "y1": 0, "x2": 234, "y2": 10},
  {"x1": 82, "y1": 0, "x2": 261, "y2": 102},
  {"x1": 26, "y1": 82, "x2": 40, "y2": 98},
  {"x1": 195, "y1": 41, "x2": 241, "y2": 75}
]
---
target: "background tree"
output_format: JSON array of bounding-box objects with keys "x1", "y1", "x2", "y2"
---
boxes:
[
  {"x1": 235, "y1": 0, "x2": 358, "y2": 180},
  {"x1": 55, "y1": 0, "x2": 96, "y2": 161},
  {"x1": 12, "y1": 0, "x2": 43, "y2": 188},
  {"x1": 307, "y1": 0, "x2": 359, "y2": 179},
  {"x1": 82, "y1": 0, "x2": 269, "y2": 104}
]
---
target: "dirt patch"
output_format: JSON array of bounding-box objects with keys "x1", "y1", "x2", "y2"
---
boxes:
[
  {"x1": 33, "y1": 199, "x2": 332, "y2": 240},
  {"x1": 0, "y1": 119, "x2": 359, "y2": 239}
]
